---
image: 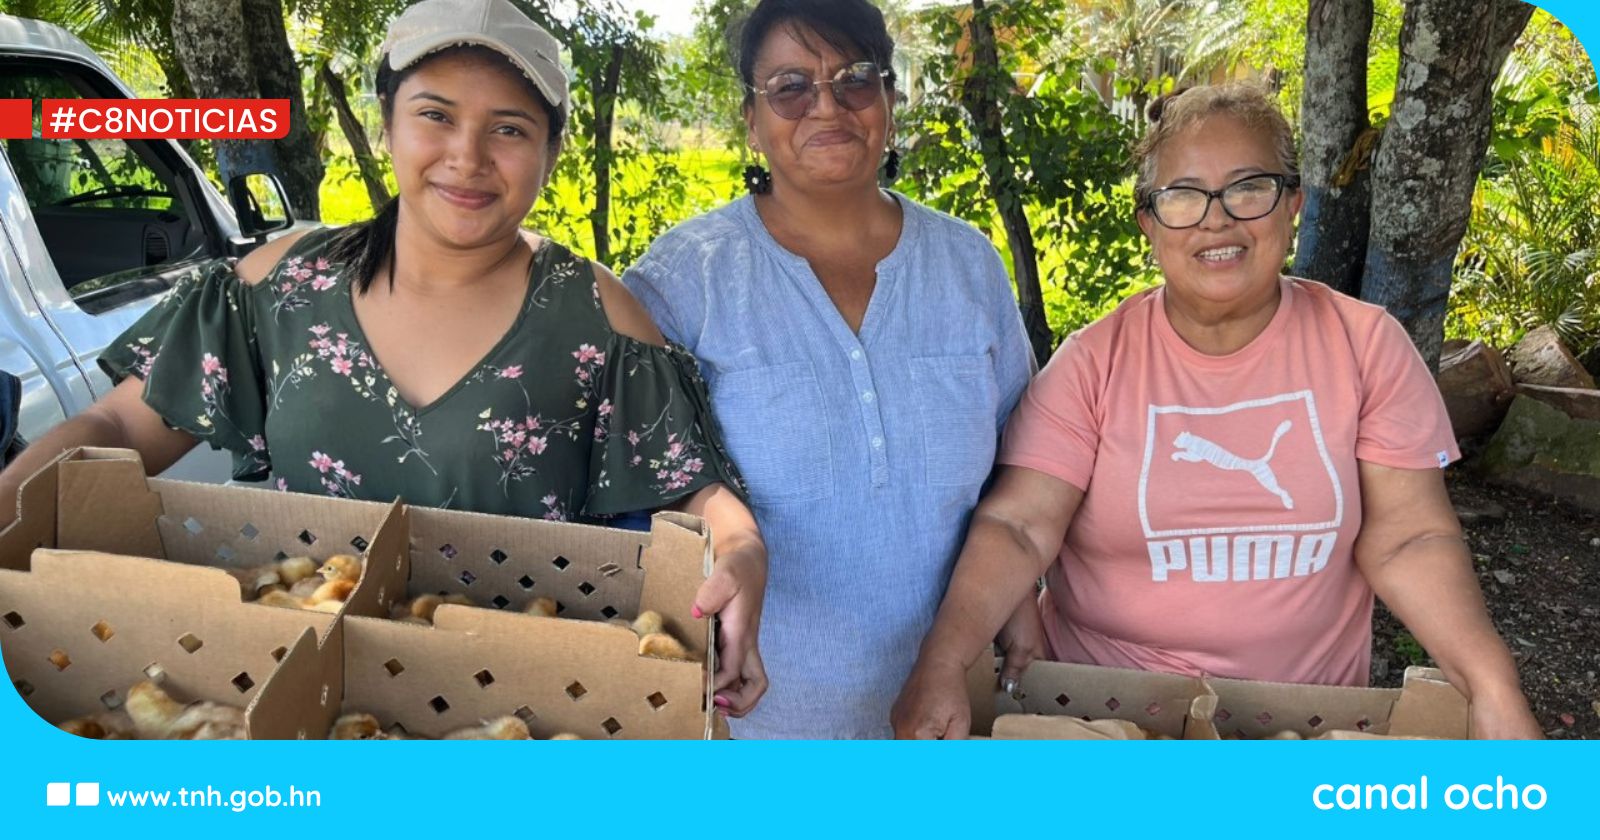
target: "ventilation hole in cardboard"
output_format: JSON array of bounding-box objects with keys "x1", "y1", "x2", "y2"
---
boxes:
[
  {"x1": 458, "y1": 571, "x2": 476, "y2": 587},
  {"x1": 577, "y1": 581, "x2": 595, "y2": 596},
  {"x1": 1355, "y1": 717, "x2": 1372, "y2": 732},
  {"x1": 1054, "y1": 693, "x2": 1070, "y2": 707},
  {"x1": 350, "y1": 536, "x2": 369, "y2": 552},
  {"x1": 517, "y1": 575, "x2": 535, "y2": 590},
  {"x1": 513, "y1": 705, "x2": 536, "y2": 723},
  {"x1": 1104, "y1": 697, "x2": 1121, "y2": 712},
  {"x1": 386, "y1": 723, "x2": 409, "y2": 738},
  {"x1": 428, "y1": 695, "x2": 450, "y2": 714},
  {"x1": 473, "y1": 669, "x2": 495, "y2": 689},
  {"x1": 297, "y1": 529, "x2": 317, "y2": 546},
  {"x1": 320, "y1": 684, "x2": 330, "y2": 707},
  {"x1": 1, "y1": 610, "x2": 23, "y2": 630},
  {"x1": 565, "y1": 681, "x2": 587, "y2": 701},
  {"x1": 601, "y1": 717, "x2": 622, "y2": 736},
  {"x1": 142, "y1": 663, "x2": 165, "y2": 682},
  {"x1": 273, "y1": 550, "x2": 289, "y2": 563},
  {"x1": 554, "y1": 600, "x2": 566, "y2": 615},
  {"x1": 14, "y1": 679, "x2": 34, "y2": 697},
  {"x1": 1255, "y1": 712, "x2": 1274, "y2": 727},
  {"x1": 177, "y1": 633, "x2": 204, "y2": 654},
  {"x1": 231, "y1": 672, "x2": 255, "y2": 693},
  {"x1": 647, "y1": 692, "x2": 668, "y2": 711},
  {"x1": 489, "y1": 549, "x2": 508, "y2": 565},
  {"x1": 90, "y1": 620, "x2": 115, "y2": 642},
  {"x1": 1307, "y1": 715, "x2": 1324, "y2": 729},
  {"x1": 47, "y1": 649, "x2": 71, "y2": 671},
  {"x1": 100, "y1": 689, "x2": 121, "y2": 710},
  {"x1": 269, "y1": 646, "x2": 289, "y2": 662},
  {"x1": 491, "y1": 595, "x2": 510, "y2": 609},
  {"x1": 598, "y1": 562, "x2": 622, "y2": 577},
  {"x1": 600, "y1": 605, "x2": 618, "y2": 619},
  {"x1": 1144, "y1": 702, "x2": 1163, "y2": 717},
  {"x1": 1215, "y1": 708, "x2": 1232, "y2": 722},
  {"x1": 551, "y1": 555, "x2": 570, "y2": 571},
  {"x1": 238, "y1": 522, "x2": 260, "y2": 541},
  {"x1": 384, "y1": 658, "x2": 405, "y2": 677},
  {"x1": 183, "y1": 516, "x2": 204, "y2": 536},
  {"x1": 438, "y1": 543, "x2": 457, "y2": 561},
  {"x1": 215, "y1": 544, "x2": 236, "y2": 563}
]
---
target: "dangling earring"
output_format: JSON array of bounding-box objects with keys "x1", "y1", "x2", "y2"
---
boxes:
[
  {"x1": 881, "y1": 148, "x2": 901, "y2": 181},
  {"x1": 743, "y1": 158, "x2": 772, "y2": 195}
]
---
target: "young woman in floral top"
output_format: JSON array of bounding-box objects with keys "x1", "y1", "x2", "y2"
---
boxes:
[{"x1": 0, "y1": 0, "x2": 769, "y2": 718}]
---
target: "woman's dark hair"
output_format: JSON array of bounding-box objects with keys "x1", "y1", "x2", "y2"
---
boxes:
[
  {"x1": 730, "y1": 0, "x2": 896, "y2": 108},
  {"x1": 328, "y1": 45, "x2": 567, "y2": 294}
]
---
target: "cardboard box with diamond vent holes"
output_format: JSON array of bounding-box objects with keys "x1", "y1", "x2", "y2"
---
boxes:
[
  {"x1": 0, "y1": 447, "x2": 719, "y2": 740},
  {"x1": 328, "y1": 503, "x2": 719, "y2": 740},
  {"x1": 968, "y1": 656, "x2": 1469, "y2": 739},
  {"x1": 0, "y1": 447, "x2": 402, "y2": 738}
]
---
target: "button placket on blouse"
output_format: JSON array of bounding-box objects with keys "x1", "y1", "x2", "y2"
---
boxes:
[{"x1": 845, "y1": 337, "x2": 890, "y2": 487}]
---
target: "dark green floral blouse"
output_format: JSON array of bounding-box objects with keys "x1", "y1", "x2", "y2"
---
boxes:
[{"x1": 100, "y1": 227, "x2": 744, "y2": 521}]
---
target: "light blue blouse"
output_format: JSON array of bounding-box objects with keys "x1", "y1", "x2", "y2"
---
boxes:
[{"x1": 624, "y1": 193, "x2": 1034, "y2": 738}]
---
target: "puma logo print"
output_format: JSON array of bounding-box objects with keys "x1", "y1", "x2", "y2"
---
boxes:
[{"x1": 1171, "y1": 420, "x2": 1295, "y2": 509}]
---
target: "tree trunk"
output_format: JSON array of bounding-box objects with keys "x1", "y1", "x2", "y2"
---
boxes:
[
  {"x1": 589, "y1": 43, "x2": 625, "y2": 265},
  {"x1": 962, "y1": 0, "x2": 1051, "y2": 366},
  {"x1": 320, "y1": 61, "x2": 391, "y2": 214},
  {"x1": 240, "y1": 0, "x2": 322, "y2": 220},
  {"x1": 171, "y1": 0, "x2": 323, "y2": 221},
  {"x1": 1361, "y1": 0, "x2": 1533, "y2": 369},
  {"x1": 1293, "y1": 0, "x2": 1373, "y2": 297}
]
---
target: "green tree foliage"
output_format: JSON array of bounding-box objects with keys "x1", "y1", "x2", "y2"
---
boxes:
[{"x1": 898, "y1": 0, "x2": 1144, "y2": 342}]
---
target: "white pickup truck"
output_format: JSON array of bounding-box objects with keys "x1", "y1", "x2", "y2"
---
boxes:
[{"x1": 0, "y1": 14, "x2": 297, "y2": 478}]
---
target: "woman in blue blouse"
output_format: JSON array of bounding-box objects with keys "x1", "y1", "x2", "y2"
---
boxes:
[{"x1": 624, "y1": 0, "x2": 1036, "y2": 738}]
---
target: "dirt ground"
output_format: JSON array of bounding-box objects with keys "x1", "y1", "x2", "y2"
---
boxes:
[{"x1": 1369, "y1": 468, "x2": 1600, "y2": 739}]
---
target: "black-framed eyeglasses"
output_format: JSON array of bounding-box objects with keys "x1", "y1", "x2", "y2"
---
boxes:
[
  {"x1": 750, "y1": 61, "x2": 891, "y2": 120},
  {"x1": 1139, "y1": 173, "x2": 1301, "y2": 229}
]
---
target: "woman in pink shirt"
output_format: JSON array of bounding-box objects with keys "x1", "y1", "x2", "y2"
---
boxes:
[{"x1": 891, "y1": 84, "x2": 1542, "y2": 739}]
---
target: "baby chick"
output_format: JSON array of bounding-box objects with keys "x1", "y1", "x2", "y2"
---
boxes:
[
  {"x1": 309, "y1": 577, "x2": 354, "y2": 605},
  {"x1": 631, "y1": 610, "x2": 665, "y2": 637},
  {"x1": 523, "y1": 597, "x2": 558, "y2": 618},
  {"x1": 125, "y1": 680, "x2": 246, "y2": 740},
  {"x1": 638, "y1": 632, "x2": 692, "y2": 661},
  {"x1": 318, "y1": 555, "x2": 363, "y2": 583},
  {"x1": 441, "y1": 715, "x2": 531, "y2": 740},
  {"x1": 255, "y1": 589, "x2": 308, "y2": 610},
  {"x1": 329, "y1": 712, "x2": 389, "y2": 740},
  {"x1": 57, "y1": 709, "x2": 135, "y2": 739},
  {"x1": 276, "y1": 555, "x2": 319, "y2": 585}
]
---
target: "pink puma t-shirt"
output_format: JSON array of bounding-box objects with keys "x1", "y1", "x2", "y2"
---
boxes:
[{"x1": 999, "y1": 277, "x2": 1459, "y2": 686}]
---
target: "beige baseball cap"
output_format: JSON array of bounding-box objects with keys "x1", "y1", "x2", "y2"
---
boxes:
[{"x1": 380, "y1": 0, "x2": 568, "y2": 117}]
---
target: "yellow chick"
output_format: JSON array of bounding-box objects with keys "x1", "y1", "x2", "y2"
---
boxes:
[
  {"x1": 318, "y1": 555, "x2": 363, "y2": 582},
  {"x1": 548, "y1": 732, "x2": 582, "y2": 740},
  {"x1": 329, "y1": 712, "x2": 388, "y2": 740},
  {"x1": 288, "y1": 575, "x2": 324, "y2": 600},
  {"x1": 125, "y1": 681, "x2": 246, "y2": 740},
  {"x1": 442, "y1": 715, "x2": 531, "y2": 740},
  {"x1": 309, "y1": 578, "x2": 355, "y2": 605},
  {"x1": 631, "y1": 610, "x2": 665, "y2": 637},
  {"x1": 524, "y1": 597, "x2": 558, "y2": 618},
  {"x1": 255, "y1": 589, "x2": 307, "y2": 610},
  {"x1": 57, "y1": 709, "x2": 135, "y2": 740},
  {"x1": 227, "y1": 563, "x2": 281, "y2": 600},
  {"x1": 276, "y1": 556, "x2": 319, "y2": 585},
  {"x1": 639, "y1": 632, "x2": 692, "y2": 661}
]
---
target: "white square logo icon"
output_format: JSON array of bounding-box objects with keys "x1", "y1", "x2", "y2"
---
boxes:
[
  {"x1": 75, "y1": 782, "x2": 99, "y2": 806},
  {"x1": 46, "y1": 782, "x2": 70, "y2": 807}
]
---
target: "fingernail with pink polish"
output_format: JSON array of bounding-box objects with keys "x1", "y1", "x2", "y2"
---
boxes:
[
  {"x1": 714, "y1": 695, "x2": 730, "y2": 708},
  {"x1": 692, "y1": 605, "x2": 704, "y2": 619}
]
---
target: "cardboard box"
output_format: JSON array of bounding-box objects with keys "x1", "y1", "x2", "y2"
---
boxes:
[
  {"x1": 973, "y1": 657, "x2": 1219, "y2": 740},
  {"x1": 325, "y1": 505, "x2": 719, "y2": 740},
  {"x1": 1207, "y1": 666, "x2": 1470, "y2": 739},
  {"x1": 0, "y1": 447, "x2": 404, "y2": 738},
  {"x1": 970, "y1": 655, "x2": 1468, "y2": 740},
  {"x1": 0, "y1": 550, "x2": 336, "y2": 739}
]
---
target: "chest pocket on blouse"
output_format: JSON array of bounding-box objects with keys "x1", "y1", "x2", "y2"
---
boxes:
[
  {"x1": 910, "y1": 354, "x2": 999, "y2": 487},
  {"x1": 710, "y1": 362, "x2": 834, "y2": 505}
]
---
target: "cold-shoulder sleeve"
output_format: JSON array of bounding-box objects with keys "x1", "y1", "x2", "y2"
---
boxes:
[
  {"x1": 98, "y1": 259, "x2": 272, "y2": 480},
  {"x1": 583, "y1": 336, "x2": 748, "y2": 516}
]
